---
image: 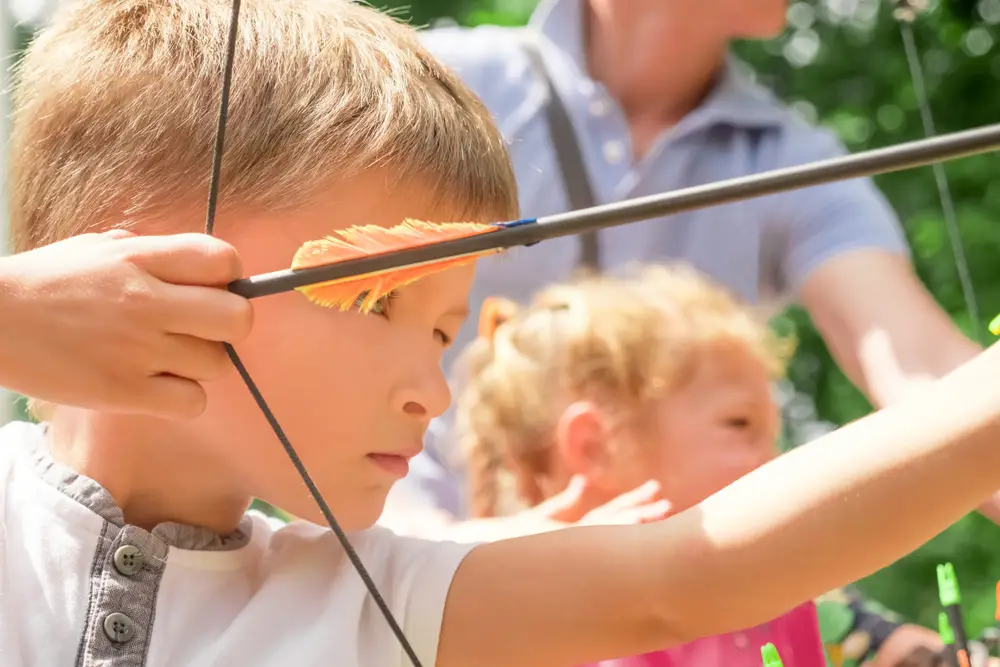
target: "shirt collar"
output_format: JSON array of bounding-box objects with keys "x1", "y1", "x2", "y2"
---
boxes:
[{"x1": 528, "y1": 0, "x2": 791, "y2": 130}]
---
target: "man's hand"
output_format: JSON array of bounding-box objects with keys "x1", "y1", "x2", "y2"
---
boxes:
[{"x1": 0, "y1": 231, "x2": 253, "y2": 419}]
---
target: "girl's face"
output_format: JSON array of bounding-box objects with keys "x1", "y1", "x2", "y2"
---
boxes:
[{"x1": 612, "y1": 343, "x2": 781, "y2": 514}]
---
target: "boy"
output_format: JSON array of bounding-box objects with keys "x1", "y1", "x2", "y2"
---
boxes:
[{"x1": 5, "y1": 2, "x2": 1000, "y2": 667}]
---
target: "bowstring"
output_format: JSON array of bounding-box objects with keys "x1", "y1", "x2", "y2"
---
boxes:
[
  {"x1": 894, "y1": 2, "x2": 984, "y2": 344},
  {"x1": 202, "y1": 2, "x2": 424, "y2": 665}
]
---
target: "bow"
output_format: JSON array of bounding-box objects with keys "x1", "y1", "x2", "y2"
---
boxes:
[{"x1": 892, "y1": 0, "x2": 983, "y2": 343}]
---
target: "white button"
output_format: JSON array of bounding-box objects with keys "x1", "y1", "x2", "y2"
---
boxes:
[
  {"x1": 589, "y1": 99, "x2": 609, "y2": 117},
  {"x1": 602, "y1": 140, "x2": 625, "y2": 164}
]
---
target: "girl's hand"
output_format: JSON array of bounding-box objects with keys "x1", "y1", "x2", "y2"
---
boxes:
[{"x1": 534, "y1": 476, "x2": 673, "y2": 526}]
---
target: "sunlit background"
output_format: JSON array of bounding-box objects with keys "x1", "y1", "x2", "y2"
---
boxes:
[{"x1": 3, "y1": 0, "x2": 1000, "y2": 636}]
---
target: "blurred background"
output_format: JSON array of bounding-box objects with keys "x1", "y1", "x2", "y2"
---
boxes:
[{"x1": 3, "y1": 0, "x2": 1000, "y2": 636}]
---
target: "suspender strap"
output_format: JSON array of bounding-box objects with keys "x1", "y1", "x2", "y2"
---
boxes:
[{"x1": 521, "y1": 32, "x2": 601, "y2": 272}]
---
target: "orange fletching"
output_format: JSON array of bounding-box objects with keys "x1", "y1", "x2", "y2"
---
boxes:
[{"x1": 291, "y1": 219, "x2": 499, "y2": 311}]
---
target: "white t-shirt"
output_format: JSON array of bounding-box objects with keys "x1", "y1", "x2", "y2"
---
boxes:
[{"x1": 0, "y1": 421, "x2": 476, "y2": 667}]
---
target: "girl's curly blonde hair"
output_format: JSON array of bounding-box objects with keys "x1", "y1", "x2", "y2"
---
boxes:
[{"x1": 454, "y1": 264, "x2": 794, "y2": 519}]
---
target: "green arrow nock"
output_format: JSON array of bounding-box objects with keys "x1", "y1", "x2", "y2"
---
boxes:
[
  {"x1": 762, "y1": 642, "x2": 784, "y2": 667},
  {"x1": 939, "y1": 611, "x2": 955, "y2": 645},
  {"x1": 990, "y1": 313, "x2": 1000, "y2": 336},
  {"x1": 938, "y1": 562, "x2": 962, "y2": 606}
]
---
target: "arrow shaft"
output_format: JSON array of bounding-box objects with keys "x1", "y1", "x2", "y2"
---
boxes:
[{"x1": 230, "y1": 122, "x2": 1000, "y2": 300}]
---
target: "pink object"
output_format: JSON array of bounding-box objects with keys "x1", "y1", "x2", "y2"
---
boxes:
[{"x1": 584, "y1": 601, "x2": 825, "y2": 667}]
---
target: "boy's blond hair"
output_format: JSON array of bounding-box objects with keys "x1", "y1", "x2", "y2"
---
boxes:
[
  {"x1": 456, "y1": 264, "x2": 794, "y2": 518},
  {"x1": 9, "y1": 0, "x2": 518, "y2": 252}
]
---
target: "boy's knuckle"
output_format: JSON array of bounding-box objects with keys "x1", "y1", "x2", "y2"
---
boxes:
[
  {"x1": 230, "y1": 300, "x2": 254, "y2": 340},
  {"x1": 196, "y1": 237, "x2": 242, "y2": 281}
]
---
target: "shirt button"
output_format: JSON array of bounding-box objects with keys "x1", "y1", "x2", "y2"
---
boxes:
[
  {"x1": 602, "y1": 140, "x2": 625, "y2": 164},
  {"x1": 589, "y1": 99, "x2": 609, "y2": 117},
  {"x1": 113, "y1": 545, "x2": 143, "y2": 576},
  {"x1": 103, "y1": 612, "x2": 136, "y2": 643}
]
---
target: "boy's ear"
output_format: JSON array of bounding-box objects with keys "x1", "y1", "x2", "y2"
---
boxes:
[{"x1": 554, "y1": 401, "x2": 615, "y2": 486}]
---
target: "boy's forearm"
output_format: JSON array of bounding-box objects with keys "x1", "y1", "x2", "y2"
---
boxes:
[
  {"x1": 651, "y1": 345, "x2": 1000, "y2": 641},
  {"x1": 440, "y1": 345, "x2": 1000, "y2": 667}
]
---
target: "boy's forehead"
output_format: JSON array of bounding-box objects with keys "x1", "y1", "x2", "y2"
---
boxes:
[{"x1": 220, "y1": 172, "x2": 475, "y2": 275}]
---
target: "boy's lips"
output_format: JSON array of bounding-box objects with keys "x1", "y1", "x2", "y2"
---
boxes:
[{"x1": 366, "y1": 446, "x2": 421, "y2": 478}]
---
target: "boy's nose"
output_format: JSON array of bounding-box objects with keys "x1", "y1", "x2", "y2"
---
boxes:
[{"x1": 393, "y1": 365, "x2": 452, "y2": 421}]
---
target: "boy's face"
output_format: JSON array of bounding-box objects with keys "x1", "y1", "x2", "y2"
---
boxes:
[
  {"x1": 202, "y1": 172, "x2": 476, "y2": 530},
  {"x1": 610, "y1": 343, "x2": 781, "y2": 514}
]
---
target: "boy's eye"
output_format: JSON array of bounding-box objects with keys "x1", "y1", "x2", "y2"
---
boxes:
[
  {"x1": 354, "y1": 291, "x2": 396, "y2": 316},
  {"x1": 435, "y1": 329, "x2": 452, "y2": 346}
]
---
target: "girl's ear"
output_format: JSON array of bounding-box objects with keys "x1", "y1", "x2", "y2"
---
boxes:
[{"x1": 554, "y1": 401, "x2": 616, "y2": 488}]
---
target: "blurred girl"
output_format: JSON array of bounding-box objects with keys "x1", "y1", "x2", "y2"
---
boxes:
[{"x1": 455, "y1": 264, "x2": 950, "y2": 667}]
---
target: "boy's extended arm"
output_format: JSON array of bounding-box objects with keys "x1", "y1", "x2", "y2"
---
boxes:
[{"x1": 437, "y1": 343, "x2": 1000, "y2": 667}]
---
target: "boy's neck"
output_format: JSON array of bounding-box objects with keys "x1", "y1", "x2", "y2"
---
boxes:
[
  {"x1": 47, "y1": 409, "x2": 251, "y2": 535},
  {"x1": 583, "y1": 0, "x2": 728, "y2": 158}
]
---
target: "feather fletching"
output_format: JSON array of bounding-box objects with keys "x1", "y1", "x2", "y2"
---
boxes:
[{"x1": 291, "y1": 219, "x2": 499, "y2": 312}]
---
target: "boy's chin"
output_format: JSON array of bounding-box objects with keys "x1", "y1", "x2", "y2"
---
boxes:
[{"x1": 285, "y1": 488, "x2": 390, "y2": 533}]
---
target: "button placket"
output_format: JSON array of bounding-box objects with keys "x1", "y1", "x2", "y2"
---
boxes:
[{"x1": 77, "y1": 525, "x2": 167, "y2": 665}]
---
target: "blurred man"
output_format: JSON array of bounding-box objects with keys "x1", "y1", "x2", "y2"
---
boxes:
[{"x1": 379, "y1": 0, "x2": 987, "y2": 534}]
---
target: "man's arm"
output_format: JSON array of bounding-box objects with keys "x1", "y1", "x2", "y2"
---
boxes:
[
  {"x1": 435, "y1": 346, "x2": 1000, "y2": 667},
  {"x1": 799, "y1": 251, "x2": 1000, "y2": 520},
  {"x1": 765, "y1": 122, "x2": 999, "y2": 519},
  {"x1": 800, "y1": 250, "x2": 979, "y2": 407}
]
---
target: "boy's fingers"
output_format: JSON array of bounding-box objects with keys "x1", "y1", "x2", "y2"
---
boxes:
[
  {"x1": 159, "y1": 283, "x2": 254, "y2": 343},
  {"x1": 160, "y1": 335, "x2": 232, "y2": 383},
  {"x1": 141, "y1": 374, "x2": 209, "y2": 420},
  {"x1": 122, "y1": 234, "x2": 244, "y2": 287}
]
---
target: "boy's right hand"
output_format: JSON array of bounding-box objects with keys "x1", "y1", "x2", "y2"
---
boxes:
[{"x1": 0, "y1": 231, "x2": 253, "y2": 419}]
